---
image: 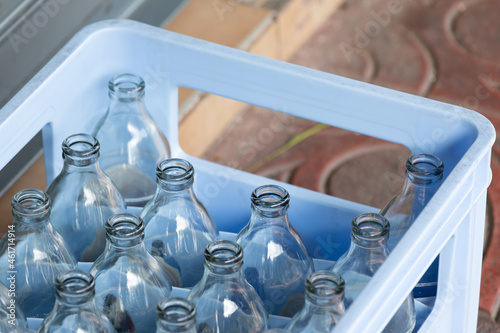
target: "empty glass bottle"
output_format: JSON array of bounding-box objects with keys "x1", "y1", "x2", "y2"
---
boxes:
[
  {"x1": 0, "y1": 189, "x2": 77, "y2": 318},
  {"x1": 141, "y1": 158, "x2": 219, "y2": 288},
  {"x1": 38, "y1": 269, "x2": 116, "y2": 333},
  {"x1": 285, "y1": 271, "x2": 345, "y2": 332},
  {"x1": 235, "y1": 185, "x2": 314, "y2": 317},
  {"x1": 380, "y1": 153, "x2": 443, "y2": 297},
  {"x1": 156, "y1": 297, "x2": 197, "y2": 333},
  {"x1": 90, "y1": 213, "x2": 172, "y2": 333},
  {"x1": 46, "y1": 133, "x2": 127, "y2": 262},
  {"x1": 187, "y1": 240, "x2": 268, "y2": 333},
  {"x1": 0, "y1": 281, "x2": 27, "y2": 331},
  {"x1": 331, "y1": 213, "x2": 415, "y2": 333},
  {"x1": 92, "y1": 73, "x2": 171, "y2": 206}
]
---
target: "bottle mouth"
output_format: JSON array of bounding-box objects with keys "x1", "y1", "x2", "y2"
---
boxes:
[
  {"x1": 204, "y1": 240, "x2": 243, "y2": 272},
  {"x1": 105, "y1": 213, "x2": 145, "y2": 245},
  {"x1": 12, "y1": 189, "x2": 50, "y2": 220},
  {"x1": 251, "y1": 184, "x2": 290, "y2": 215},
  {"x1": 157, "y1": 297, "x2": 196, "y2": 326},
  {"x1": 55, "y1": 269, "x2": 94, "y2": 301},
  {"x1": 156, "y1": 158, "x2": 194, "y2": 189},
  {"x1": 62, "y1": 133, "x2": 100, "y2": 165},
  {"x1": 306, "y1": 270, "x2": 345, "y2": 300},
  {"x1": 406, "y1": 154, "x2": 444, "y2": 183},
  {"x1": 108, "y1": 73, "x2": 145, "y2": 100},
  {"x1": 351, "y1": 213, "x2": 389, "y2": 240}
]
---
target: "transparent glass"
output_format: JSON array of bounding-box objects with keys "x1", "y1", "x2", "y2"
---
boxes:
[
  {"x1": 7, "y1": 328, "x2": 37, "y2": 333},
  {"x1": 0, "y1": 189, "x2": 77, "y2": 318},
  {"x1": 141, "y1": 158, "x2": 219, "y2": 288},
  {"x1": 285, "y1": 271, "x2": 345, "y2": 332},
  {"x1": 90, "y1": 213, "x2": 172, "y2": 333},
  {"x1": 156, "y1": 297, "x2": 197, "y2": 333},
  {"x1": 235, "y1": 185, "x2": 314, "y2": 317},
  {"x1": 380, "y1": 153, "x2": 444, "y2": 297},
  {"x1": 38, "y1": 270, "x2": 116, "y2": 333},
  {"x1": 46, "y1": 133, "x2": 127, "y2": 262},
  {"x1": 92, "y1": 73, "x2": 171, "y2": 207},
  {"x1": 0, "y1": 281, "x2": 27, "y2": 330},
  {"x1": 187, "y1": 240, "x2": 268, "y2": 333},
  {"x1": 331, "y1": 213, "x2": 416, "y2": 333}
]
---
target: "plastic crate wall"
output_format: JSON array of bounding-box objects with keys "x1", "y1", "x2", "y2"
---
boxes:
[{"x1": 0, "y1": 20, "x2": 495, "y2": 332}]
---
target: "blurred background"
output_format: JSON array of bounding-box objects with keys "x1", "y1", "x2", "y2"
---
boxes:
[{"x1": 0, "y1": 0, "x2": 499, "y2": 330}]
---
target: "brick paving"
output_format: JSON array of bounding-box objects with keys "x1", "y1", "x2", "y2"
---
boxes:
[{"x1": 204, "y1": 0, "x2": 500, "y2": 330}]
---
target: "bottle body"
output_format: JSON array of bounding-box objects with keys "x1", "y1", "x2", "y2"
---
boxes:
[
  {"x1": 0, "y1": 189, "x2": 77, "y2": 318},
  {"x1": 141, "y1": 159, "x2": 218, "y2": 287},
  {"x1": 286, "y1": 271, "x2": 345, "y2": 333},
  {"x1": 187, "y1": 240, "x2": 268, "y2": 333},
  {"x1": 331, "y1": 213, "x2": 415, "y2": 333},
  {"x1": 91, "y1": 213, "x2": 172, "y2": 333},
  {"x1": 236, "y1": 185, "x2": 314, "y2": 317},
  {"x1": 38, "y1": 270, "x2": 116, "y2": 333},
  {"x1": 47, "y1": 133, "x2": 126, "y2": 262},
  {"x1": 93, "y1": 73, "x2": 171, "y2": 206}
]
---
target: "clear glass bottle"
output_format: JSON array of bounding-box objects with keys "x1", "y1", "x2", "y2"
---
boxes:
[
  {"x1": 90, "y1": 213, "x2": 172, "y2": 333},
  {"x1": 285, "y1": 271, "x2": 345, "y2": 332},
  {"x1": 331, "y1": 213, "x2": 415, "y2": 333},
  {"x1": 380, "y1": 153, "x2": 444, "y2": 297},
  {"x1": 46, "y1": 133, "x2": 127, "y2": 262},
  {"x1": 156, "y1": 297, "x2": 197, "y2": 333},
  {"x1": 0, "y1": 281, "x2": 27, "y2": 331},
  {"x1": 141, "y1": 158, "x2": 219, "y2": 288},
  {"x1": 0, "y1": 189, "x2": 77, "y2": 318},
  {"x1": 235, "y1": 185, "x2": 314, "y2": 317},
  {"x1": 38, "y1": 269, "x2": 117, "y2": 333},
  {"x1": 187, "y1": 240, "x2": 268, "y2": 333},
  {"x1": 92, "y1": 73, "x2": 171, "y2": 207}
]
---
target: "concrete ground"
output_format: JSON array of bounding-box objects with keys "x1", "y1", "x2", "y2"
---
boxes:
[{"x1": 203, "y1": 0, "x2": 500, "y2": 330}]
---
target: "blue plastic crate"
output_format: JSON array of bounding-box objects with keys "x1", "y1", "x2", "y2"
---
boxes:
[{"x1": 0, "y1": 20, "x2": 495, "y2": 332}]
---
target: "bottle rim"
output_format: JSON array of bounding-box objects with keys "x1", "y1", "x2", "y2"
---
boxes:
[
  {"x1": 406, "y1": 154, "x2": 444, "y2": 179},
  {"x1": 105, "y1": 213, "x2": 145, "y2": 242},
  {"x1": 108, "y1": 73, "x2": 145, "y2": 97},
  {"x1": 62, "y1": 133, "x2": 100, "y2": 162},
  {"x1": 11, "y1": 188, "x2": 50, "y2": 219},
  {"x1": 351, "y1": 213, "x2": 389, "y2": 239},
  {"x1": 55, "y1": 269, "x2": 94, "y2": 299},
  {"x1": 251, "y1": 184, "x2": 290, "y2": 209},
  {"x1": 156, "y1": 158, "x2": 194, "y2": 187},
  {"x1": 306, "y1": 270, "x2": 345, "y2": 300},
  {"x1": 157, "y1": 297, "x2": 196, "y2": 326},
  {"x1": 204, "y1": 240, "x2": 243, "y2": 269}
]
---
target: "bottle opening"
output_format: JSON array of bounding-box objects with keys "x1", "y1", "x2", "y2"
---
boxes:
[
  {"x1": 157, "y1": 297, "x2": 196, "y2": 326},
  {"x1": 62, "y1": 133, "x2": 100, "y2": 164},
  {"x1": 105, "y1": 213, "x2": 145, "y2": 244},
  {"x1": 12, "y1": 189, "x2": 50, "y2": 219},
  {"x1": 251, "y1": 184, "x2": 290, "y2": 216},
  {"x1": 306, "y1": 271, "x2": 345, "y2": 299},
  {"x1": 406, "y1": 154, "x2": 444, "y2": 183},
  {"x1": 351, "y1": 213, "x2": 389, "y2": 239},
  {"x1": 56, "y1": 269, "x2": 94, "y2": 301},
  {"x1": 109, "y1": 73, "x2": 145, "y2": 100},
  {"x1": 156, "y1": 158, "x2": 194, "y2": 189},
  {"x1": 204, "y1": 240, "x2": 243, "y2": 272}
]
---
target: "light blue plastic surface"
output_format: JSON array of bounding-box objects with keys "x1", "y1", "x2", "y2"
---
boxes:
[{"x1": 0, "y1": 20, "x2": 495, "y2": 332}]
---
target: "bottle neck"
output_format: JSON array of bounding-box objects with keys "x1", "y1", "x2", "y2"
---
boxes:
[
  {"x1": 204, "y1": 240, "x2": 244, "y2": 276},
  {"x1": 156, "y1": 159, "x2": 195, "y2": 192},
  {"x1": 157, "y1": 297, "x2": 197, "y2": 333},
  {"x1": 350, "y1": 213, "x2": 390, "y2": 250},
  {"x1": 105, "y1": 213, "x2": 146, "y2": 249},
  {"x1": 249, "y1": 184, "x2": 291, "y2": 223},
  {"x1": 12, "y1": 189, "x2": 51, "y2": 225},
  {"x1": 55, "y1": 270, "x2": 95, "y2": 306},
  {"x1": 304, "y1": 271, "x2": 345, "y2": 310},
  {"x1": 107, "y1": 73, "x2": 147, "y2": 115},
  {"x1": 61, "y1": 133, "x2": 101, "y2": 167}
]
